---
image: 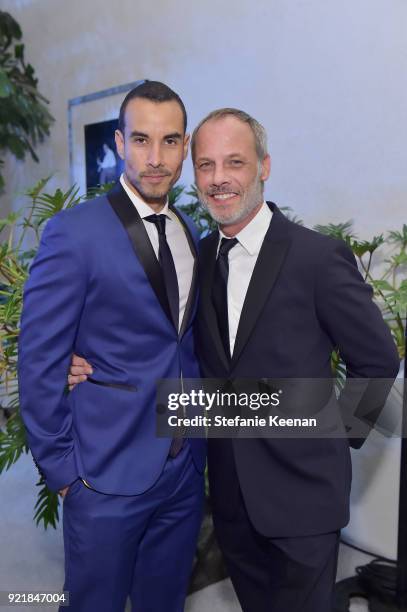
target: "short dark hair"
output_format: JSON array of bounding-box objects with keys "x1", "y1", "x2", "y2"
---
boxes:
[{"x1": 118, "y1": 80, "x2": 187, "y2": 134}]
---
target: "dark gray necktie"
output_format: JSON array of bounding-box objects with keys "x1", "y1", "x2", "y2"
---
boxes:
[
  {"x1": 145, "y1": 214, "x2": 179, "y2": 332},
  {"x1": 212, "y1": 237, "x2": 238, "y2": 361}
]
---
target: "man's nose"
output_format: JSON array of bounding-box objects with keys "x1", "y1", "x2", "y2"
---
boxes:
[
  {"x1": 147, "y1": 143, "x2": 162, "y2": 167},
  {"x1": 211, "y1": 164, "x2": 228, "y2": 186}
]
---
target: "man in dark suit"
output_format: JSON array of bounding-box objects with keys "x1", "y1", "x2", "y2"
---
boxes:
[
  {"x1": 189, "y1": 108, "x2": 400, "y2": 612},
  {"x1": 69, "y1": 106, "x2": 399, "y2": 611},
  {"x1": 18, "y1": 81, "x2": 206, "y2": 612}
]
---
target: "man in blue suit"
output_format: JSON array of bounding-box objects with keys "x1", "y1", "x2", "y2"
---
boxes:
[{"x1": 18, "y1": 81, "x2": 206, "y2": 612}]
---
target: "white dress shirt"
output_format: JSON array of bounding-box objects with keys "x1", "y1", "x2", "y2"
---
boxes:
[
  {"x1": 217, "y1": 202, "x2": 272, "y2": 355},
  {"x1": 120, "y1": 174, "x2": 194, "y2": 331}
]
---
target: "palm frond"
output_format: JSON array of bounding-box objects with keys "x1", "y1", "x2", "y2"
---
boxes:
[
  {"x1": 279, "y1": 206, "x2": 303, "y2": 225},
  {"x1": 314, "y1": 221, "x2": 355, "y2": 241},
  {"x1": 168, "y1": 184, "x2": 185, "y2": 206},
  {"x1": 0, "y1": 412, "x2": 28, "y2": 472},
  {"x1": 33, "y1": 477, "x2": 60, "y2": 530}
]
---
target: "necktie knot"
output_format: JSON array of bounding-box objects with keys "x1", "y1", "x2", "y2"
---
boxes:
[
  {"x1": 218, "y1": 237, "x2": 238, "y2": 259},
  {"x1": 145, "y1": 214, "x2": 167, "y2": 236}
]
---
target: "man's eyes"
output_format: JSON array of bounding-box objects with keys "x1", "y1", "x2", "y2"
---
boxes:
[
  {"x1": 196, "y1": 160, "x2": 244, "y2": 170},
  {"x1": 131, "y1": 138, "x2": 179, "y2": 145}
]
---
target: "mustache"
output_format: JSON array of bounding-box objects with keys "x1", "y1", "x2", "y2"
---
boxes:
[
  {"x1": 205, "y1": 186, "x2": 239, "y2": 196},
  {"x1": 140, "y1": 169, "x2": 172, "y2": 177}
]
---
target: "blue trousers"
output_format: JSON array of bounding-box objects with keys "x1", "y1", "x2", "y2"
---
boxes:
[{"x1": 61, "y1": 444, "x2": 204, "y2": 612}]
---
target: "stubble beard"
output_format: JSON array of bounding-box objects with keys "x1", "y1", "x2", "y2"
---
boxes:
[{"x1": 125, "y1": 172, "x2": 172, "y2": 205}]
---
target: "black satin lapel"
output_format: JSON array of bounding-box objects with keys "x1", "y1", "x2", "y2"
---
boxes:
[
  {"x1": 107, "y1": 183, "x2": 173, "y2": 326},
  {"x1": 169, "y1": 205, "x2": 198, "y2": 337},
  {"x1": 231, "y1": 208, "x2": 291, "y2": 368},
  {"x1": 199, "y1": 231, "x2": 230, "y2": 371}
]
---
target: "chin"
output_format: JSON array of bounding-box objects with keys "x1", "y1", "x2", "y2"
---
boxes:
[
  {"x1": 211, "y1": 206, "x2": 244, "y2": 226},
  {"x1": 141, "y1": 188, "x2": 169, "y2": 201}
]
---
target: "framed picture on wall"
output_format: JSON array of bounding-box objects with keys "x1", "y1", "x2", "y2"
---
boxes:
[
  {"x1": 68, "y1": 80, "x2": 144, "y2": 195},
  {"x1": 84, "y1": 119, "x2": 123, "y2": 191}
]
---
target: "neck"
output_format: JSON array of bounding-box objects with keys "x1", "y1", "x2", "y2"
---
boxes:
[
  {"x1": 123, "y1": 174, "x2": 167, "y2": 213},
  {"x1": 219, "y1": 201, "x2": 263, "y2": 237}
]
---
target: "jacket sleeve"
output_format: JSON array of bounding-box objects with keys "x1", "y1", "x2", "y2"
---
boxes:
[
  {"x1": 18, "y1": 212, "x2": 87, "y2": 490},
  {"x1": 315, "y1": 240, "x2": 400, "y2": 448}
]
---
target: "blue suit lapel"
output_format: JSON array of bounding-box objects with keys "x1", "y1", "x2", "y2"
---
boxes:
[
  {"x1": 107, "y1": 182, "x2": 198, "y2": 337},
  {"x1": 107, "y1": 182, "x2": 174, "y2": 329}
]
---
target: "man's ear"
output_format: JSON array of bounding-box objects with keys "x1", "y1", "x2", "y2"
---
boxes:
[
  {"x1": 260, "y1": 154, "x2": 271, "y2": 182},
  {"x1": 183, "y1": 133, "x2": 190, "y2": 160},
  {"x1": 115, "y1": 129, "x2": 125, "y2": 160}
]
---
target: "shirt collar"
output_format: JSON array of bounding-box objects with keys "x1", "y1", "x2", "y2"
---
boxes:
[
  {"x1": 120, "y1": 174, "x2": 170, "y2": 219},
  {"x1": 218, "y1": 202, "x2": 272, "y2": 256}
]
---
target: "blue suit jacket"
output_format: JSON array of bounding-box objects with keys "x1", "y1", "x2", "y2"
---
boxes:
[{"x1": 18, "y1": 183, "x2": 206, "y2": 494}]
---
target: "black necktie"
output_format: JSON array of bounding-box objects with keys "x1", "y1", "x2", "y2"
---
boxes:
[
  {"x1": 212, "y1": 237, "x2": 238, "y2": 361},
  {"x1": 145, "y1": 214, "x2": 179, "y2": 332},
  {"x1": 146, "y1": 214, "x2": 183, "y2": 458}
]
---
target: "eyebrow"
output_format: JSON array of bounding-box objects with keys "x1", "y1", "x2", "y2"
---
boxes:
[
  {"x1": 128, "y1": 131, "x2": 183, "y2": 140},
  {"x1": 164, "y1": 132, "x2": 182, "y2": 140},
  {"x1": 129, "y1": 131, "x2": 149, "y2": 139}
]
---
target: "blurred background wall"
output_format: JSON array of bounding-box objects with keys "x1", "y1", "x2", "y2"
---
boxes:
[{"x1": 1, "y1": 0, "x2": 406, "y2": 237}]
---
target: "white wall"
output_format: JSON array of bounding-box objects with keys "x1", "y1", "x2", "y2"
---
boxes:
[
  {"x1": 1, "y1": 0, "x2": 406, "y2": 557},
  {"x1": 2, "y1": 0, "x2": 406, "y2": 239}
]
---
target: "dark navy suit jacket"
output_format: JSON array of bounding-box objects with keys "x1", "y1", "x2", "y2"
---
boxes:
[
  {"x1": 196, "y1": 203, "x2": 399, "y2": 537},
  {"x1": 18, "y1": 183, "x2": 206, "y2": 494}
]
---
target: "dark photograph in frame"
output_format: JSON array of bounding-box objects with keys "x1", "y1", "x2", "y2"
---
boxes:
[{"x1": 84, "y1": 119, "x2": 123, "y2": 191}]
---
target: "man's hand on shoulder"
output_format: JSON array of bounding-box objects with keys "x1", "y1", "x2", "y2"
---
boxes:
[{"x1": 68, "y1": 354, "x2": 93, "y2": 390}]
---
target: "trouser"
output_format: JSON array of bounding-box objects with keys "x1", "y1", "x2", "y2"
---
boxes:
[
  {"x1": 213, "y1": 489, "x2": 340, "y2": 612},
  {"x1": 61, "y1": 443, "x2": 204, "y2": 612}
]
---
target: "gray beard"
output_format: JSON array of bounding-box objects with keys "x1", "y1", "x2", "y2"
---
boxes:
[{"x1": 197, "y1": 176, "x2": 264, "y2": 226}]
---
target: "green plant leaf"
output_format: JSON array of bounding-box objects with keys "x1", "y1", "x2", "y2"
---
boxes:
[
  {"x1": 0, "y1": 69, "x2": 12, "y2": 98},
  {"x1": 6, "y1": 134, "x2": 26, "y2": 159},
  {"x1": 371, "y1": 280, "x2": 394, "y2": 292},
  {"x1": 389, "y1": 252, "x2": 407, "y2": 267},
  {"x1": 14, "y1": 43, "x2": 23, "y2": 60},
  {"x1": 168, "y1": 184, "x2": 185, "y2": 206},
  {"x1": 280, "y1": 206, "x2": 304, "y2": 225},
  {"x1": 33, "y1": 477, "x2": 60, "y2": 530},
  {"x1": 314, "y1": 221, "x2": 355, "y2": 241},
  {"x1": 0, "y1": 413, "x2": 28, "y2": 472},
  {"x1": 0, "y1": 10, "x2": 22, "y2": 42},
  {"x1": 0, "y1": 211, "x2": 20, "y2": 234},
  {"x1": 388, "y1": 225, "x2": 407, "y2": 250},
  {"x1": 350, "y1": 236, "x2": 384, "y2": 257},
  {"x1": 0, "y1": 11, "x2": 54, "y2": 192}
]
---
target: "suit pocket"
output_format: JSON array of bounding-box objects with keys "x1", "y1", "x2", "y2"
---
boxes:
[{"x1": 87, "y1": 377, "x2": 137, "y2": 392}]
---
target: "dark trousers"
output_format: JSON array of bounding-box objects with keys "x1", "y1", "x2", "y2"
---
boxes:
[
  {"x1": 61, "y1": 443, "x2": 204, "y2": 612},
  {"x1": 213, "y1": 490, "x2": 340, "y2": 612}
]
